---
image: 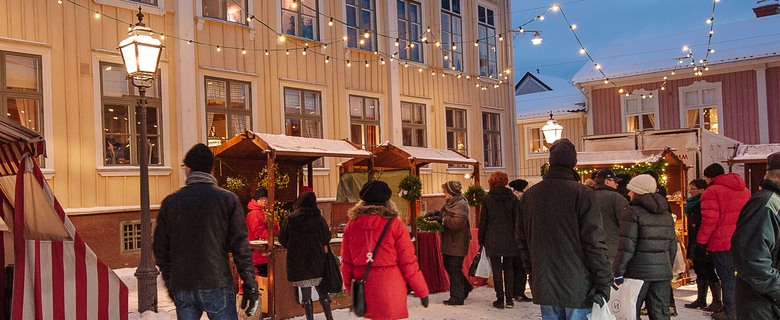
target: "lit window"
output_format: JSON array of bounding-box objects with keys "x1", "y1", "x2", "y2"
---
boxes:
[
  {"x1": 441, "y1": 0, "x2": 463, "y2": 71},
  {"x1": 285, "y1": 87, "x2": 323, "y2": 166},
  {"x1": 477, "y1": 6, "x2": 497, "y2": 78},
  {"x1": 203, "y1": 0, "x2": 247, "y2": 24},
  {"x1": 679, "y1": 81, "x2": 722, "y2": 134},
  {"x1": 1, "y1": 51, "x2": 43, "y2": 134},
  {"x1": 346, "y1": 0, "x2": 376, "y2": 51},
  {"x1": 446, "y1": 108, "x2": 467, "y2": 167},
  {"x1": 349, "y1": 95, "x2": 380, "y2": 150},
  {"x1": 528, "y1": 127, "x2": 549, "y2": 154},
  {"x1": 281, "y1": 0, "x2": 319, "y2": 40},
  {"x1": 621, "y1": 90, "x2": 658, "y2": 132},
  {"x1": 101, "y1": 62, "x2": 163, "y2": 166},
  {"x1": 205, "y1": 77, "x2": 252, "y2": 146}
]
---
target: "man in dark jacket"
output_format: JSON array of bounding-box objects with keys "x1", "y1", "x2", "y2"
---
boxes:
[
  {"x1": 593, "y1": 169, "x2": 628, "y2": 260},
  {"x1": 731, "y1": 152, "x2": 780, "y2": 320},
  {"x1": 613, "y1": 174, "x2": 677, "y2": 320},
  {"x1": 697, "y1": 163, "x2": 751, "y2": 320},
  {"x1": 153, "y1": 143, "x2": 259, "y2": 318},
  {"x1": 516, "y1": 139, "x2": 612, "y2": 319}
]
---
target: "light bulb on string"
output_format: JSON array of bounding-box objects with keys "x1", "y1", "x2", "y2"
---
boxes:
[
  {"x1": 444, "y1": 55, "x2": 449, "y2": 60},
  {"x1": 538, "y1": 15, "x2": 545, "y2": 20},
  {"x1": 451, "y1": 66, "x2": 456, "y2": 70},
  {"x1": 247, "y1": 15, "x2": 253, "y2": 22},
  {"x1": 325, "y1": 56, "x2": 330, "y2": 63},
  {"x1": 373, "y1": 51, "x2": 378, "y2": 55},
  {"x1": 364, "y1": 31, "x2": 371, "y2": 39},
  {"x1": 242, "y1": 48, "x2": 247, "y2": 55},
  {"x1": 365, "y1": 61, "x2": 369, "y2": 68},
  {"x1": 323, "y1": 44, "x2": 327, "y2": 49},
  {"x1": 410, "y1": 43, "x2": 415, "y2": 48},
  {"x1": 346, "y1": 60, "x2": 351, "y2": 67},
  {"x1": 329, "y1": 18, "x2": 334, "y2": 27},
  {"x1": 381, "y1": 58, "x2": 385, "y2": 65},
  {"x1": 594, "y1": 63, "x2": 601, "y2": 70},
  {"x1": 431, "y1": 70, "x2": 435, "y2": 76},
  {"x1": 709, "y1": 30, "x2": 714, "y2": 35},
  {"x1": 682, "y1": 46, "x2": 689, "y2": 52},
  {"x1": 278, "y1": 34, "x2": 286, "y2": 42},
  {"x1": 626, "y1": 93, "x2": 630, "y2": 97},
  {"x1": 302, "y1": 48, "x2": 307, "y2": 55},
  {"x1": 661, "y1": 86, "x2": 666, "y2": 90},
  {"x1": 457, "y1": 74, "x2": 462, "y2": 79},
  {"x1": 57, "y1": 0, "x2": 62, "y2": 3},
  {"x1": 95, "y1": 12, "x2": 101, "y2": 19},
  {"x1": 551, "y1": 4, "x2": 560, "y2": 11},
  {"x1": 435, "y1": 41, "x2": 440, "y2": 47},
  {"x1": 604, "y1": 79, "x2": 609, "y2": 84},
  {"x1": 426, "y1": 26, "x2": 431, "y2": 33},
  {"x1": 188, "y1": 40, "x2": 194, "y2": 44},
  {"x1": 649, "y1": 93, "x2": 653, "y2": 99},
  {"x1": 498, "y1": 35, "x2": 504, "y2": 41},
  {"x1": 265, "y1": 50, "x2": 269, "y2": 56},
  {"x1": 291, "y1": 0, "x2": 298, "y2": 9},
  {"x1": 709, "y1": 49, "x2": 715, "y2": 53},
  {"x1": 359, "y1": 39, "x2": 365, "y2": 46},
  {"x1": 418, "y1": 67, "x2": 423, "y2": 73},
  {"x1": 216, "y1": 46, "x2": 221, "y2": 52},
  {"x1": 474, "y1": 40, "x2": 479, "y2": 47},
  {"x1": 395, "y1": 39, "x2": 400, "y2": 47},
  {"x1": 706, "y1": 18, "x2": 712, "y2": 24},
  {"x1": 421, "y1": 36, "x2": 427, "y2": 42},
  {"x1": 452, "y1": 44, "x2": 457, "y2": 50},
  {"x1": 286, "y1": 49, "x2": 290, "y2": 55},
  {"x1": 343, "y1": 35, "x2": 348, "y2": 41},
  {"x1": 160, "y1": 35, "x2": 165, "y2": 40},
  {"x1": 579, "y1": 48, "x2": 586, "y2": 55},
  {"x1": 671, "y1": 71, "x2": 676, "y2": 75},
  {"x1": 570, "y1": 24, "x2": 577, "y2": 30},
  {"x1": 618, "y1": 88, "x2": 624, "y2": 94}
]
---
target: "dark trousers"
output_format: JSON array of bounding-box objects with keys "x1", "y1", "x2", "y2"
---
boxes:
[
  {"x1": 691, "y1": 252, "x2": 719, "y2": 282},
  {"x1": 299, "y1": 284, "x2": 329, "y2": 302},
  {"x1": 489, "y1": 256, "x2": 514, "y2": 301},
  {"x1": 711, "y1": 251, "x2": 736, "y2": 316},
  {"x1": 512, "y1": 256, "x2": 529, "y2": 297},
  {"x1": 636, "y1": 280, "x2": 671, "y2": 320},
  {"x1": 443, "y1": 254, "x2": 471, "y2": 302}
]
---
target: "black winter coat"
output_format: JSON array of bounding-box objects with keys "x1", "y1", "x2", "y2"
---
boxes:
[
  {"x1": 478, "y1": 187, "x2": 519, "y2": 257},
  {"x1": 593, "y1": 185, "x2": 628, "y2": 259},
  {"x1": 732, "y1": 179, "x2": 780, "y2": 319},
  {"x1": 684, "y1": 193, "x2": 703, "y2": 259},
  {"x1": 613, "y1": 192, "x2": 677, "y2": 281},
  {"x1": 153, "y1": 180, "x2": 254, "y2": 291},
  {"x1": 279, "y1": 207, "x2": 332, "y2": 282},
  {"x1": 516, "y1": 166, "x2": 612, "y2": 309}
]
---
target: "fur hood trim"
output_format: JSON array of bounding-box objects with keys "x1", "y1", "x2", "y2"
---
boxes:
[{"x1": 347, "y1": 200, "x2": 399, "y2": 220}]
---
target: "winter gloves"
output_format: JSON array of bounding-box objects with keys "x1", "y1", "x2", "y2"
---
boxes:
[
  {"x1": 424, "y1": 210, "x2": 443, "y2": 223},
  {"x1": 241, "y1": 271, "x2": 260, "y2": 316},
  {"x1": 421, "y1": 296, "x2": 429, "y2": 307},
  {"x1": 587, "y1": 285, "x2": 611, "y2": 307}
]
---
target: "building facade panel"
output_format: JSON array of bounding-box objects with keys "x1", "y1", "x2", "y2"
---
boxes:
[{"x1": 768, "y1": 66, "x2": 780, "y2": 142}]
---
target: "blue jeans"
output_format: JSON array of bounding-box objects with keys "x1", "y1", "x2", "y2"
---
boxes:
[
  {"x1": 711, "y1": 251, "x2": 735, "y2": 316},
  {"x1": 540, "y1": 305, "x2": 591, "y2": 320},
  {"x1": 173, "y1": 287, "x2": 238, "y2": 320}
]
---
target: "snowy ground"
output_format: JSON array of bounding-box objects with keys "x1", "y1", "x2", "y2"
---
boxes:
[{"x1": 118, "y1": 268, "x2": 716, "y2": 319}]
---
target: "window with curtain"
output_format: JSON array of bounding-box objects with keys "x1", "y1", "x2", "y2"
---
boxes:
[
  {"x1": 1, "y1": 51, "x2": 43, "y2": 135},
  {"x1": 203, "y1": 0, "x2": 247, "y2": 24},
  {"x1": 131, "y1": 0, "x2": 157, "y2": 5},
  {"x1": 100, "y1": 62, "x2": 163, "y2": 166},
  {"x1": 397, "y1": 0, "x2": 423, "y2": 62},
  {"x1": 285, "y1": 87, "x2": 323, "y2": 166},
  {"x1": 205, "y1": 77, "x2": 251, "y2": 146},
  {"x1": 482, "y1": 112, "x2": 501, "y2": 167},
  {"x1": 446, "y1": 108, "x2": 468, "y2": 167},
  {"x1": 346, "y1": 0, "x2": 376, "y2": 51},
  {"x1": 441, "y1": 0, "x2": 463, "y2": 71},
  {"x1": 622, "y1": 91, "x2": 657, "y2": 132},
  {"x1": 682, "y1": 87, "x2": 720, "y2": 134},
  {"x1": 401, "y1": 102, "x2": 426, "y2": 147},
  {"x1": 281, "y1": 0, "x2": 319, "y2": 40},
  {"x1": 477, "y1": 5, "x2": 497, "y2": 78},
  {"x1": 349, "y1": 95, "x2": 380, "y2": 150},
  {"x1": 528, "y1": 127, "x2": 549, "y2": 154}
]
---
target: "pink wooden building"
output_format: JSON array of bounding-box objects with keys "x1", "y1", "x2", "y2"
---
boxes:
[{"x1": 573, "y1": 2, "x2": 780, "y2": 145}]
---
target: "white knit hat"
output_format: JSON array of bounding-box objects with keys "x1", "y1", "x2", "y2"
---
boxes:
[{"x1": 627, "y1": 174, "x2": 657, "y2": 195}]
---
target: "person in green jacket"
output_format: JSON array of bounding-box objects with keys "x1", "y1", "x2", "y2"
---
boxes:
[{"x1": 592, "y1": 169, "x2": 628, "y2": 261}]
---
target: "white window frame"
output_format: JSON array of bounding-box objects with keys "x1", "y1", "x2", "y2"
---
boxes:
[
  {"x1": 620, "y1": 89, "x2": 659, "y2": 132},
  {"x1": 678, "y1": 80, "x2": 724, "y2": 134},
  {"x1": 196, "y1": 0, "x2": 253, "y2": 27},
  {"x1": 524, "y1": 124, "x2": 550, "y2": 159},
  {"x1": 348, "y1": 94, "x2": 381, "y2": 150},
  {"x1": 281, "y1": 82, "x2": 329, "y2": 171},
  {"x1": 278, "y1": 0, "x2": 321, "y2": 41},
  {"x1": 482, "y1": 111, "x2": 502, "y2": 168},
  {"x1": 95, "y1": 0, "x2": 169, "y2": 15},
  {"x1": 441, "y1": 0, "x2": 463, "y2": 72},
  {"x1": 401, "y1": 101, "x2": 427, "y2": 148},
  {"x1": 397, "y1": 0, "x2": 425, "y2": 63},
  {"x1": 476, "y1": 3, "x2": 498, "y2": 78},
  {"x1": 345, "y1": 0, "x2": 377, "y2": 51},
  {"x1": 92, "y1": 52, "x2": 172, "y2": 177},
  {"x1": 445, "y1": 107, "x2": 469, "y2": 168}
]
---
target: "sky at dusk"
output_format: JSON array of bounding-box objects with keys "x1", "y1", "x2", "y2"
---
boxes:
[{"x1": 510, "y1": 0, "x2": 759, "y2": 82}]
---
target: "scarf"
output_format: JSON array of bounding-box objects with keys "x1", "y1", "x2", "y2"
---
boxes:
[
  {"x1": 684, "y1": 193, "x2": 701, "y2": 215},
  {"x1": 186, "y1": 171, "x2": 217, "y2": 186},
  {"x1": 442, "y1": 193, "x2": 469, "y2": 217}
]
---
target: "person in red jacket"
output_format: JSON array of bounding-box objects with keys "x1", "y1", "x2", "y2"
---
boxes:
[
  {"x1": 696, "y1": 163, "x2": 751, "y2": 320},
  {"x1": 341, "y1": 180, "x2": 430, "y2": 319},
  {"x1": 246, "y1": 187, "x2": 279, "y2": 276}
]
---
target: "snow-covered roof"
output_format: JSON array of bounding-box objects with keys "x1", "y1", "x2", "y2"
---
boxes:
[
  {"x1": 573, "y1": 14, "x2": 780, "y2": 84},
  {"x1": 732, "y1": 143, "x2": 780, "y2": 162},
  {"x1": 516, "y1": 74, "x2": 585, "y2": 120},
  {"x1": 386, "y1": 144, "x2": 478, "y2": 165},
  {"x1": 576, "y1": 149, "x2": 666, "y2": 166},
  {"x1": 254, "y1": 133, "x2": 371, "y2": 158}
]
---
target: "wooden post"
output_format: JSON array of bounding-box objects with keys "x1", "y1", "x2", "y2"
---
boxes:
[
  {"x1": 307, "y1": 162, "x2": 314, "y2": 187},
  {"x1": 266, "y1": 150, "x2": 276, "y2": 319},
  {"x1": 473, "y1": 163, "x2": 482, "y2": 225},
  {"x1": 410, "y1": 160, "x2": 420, "y2": 254},
  {"x1": 367, "y1": 155, "x2": 375, "y2": 181}
]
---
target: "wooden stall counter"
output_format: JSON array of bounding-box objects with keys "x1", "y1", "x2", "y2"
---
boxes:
[{"x1": 248, "y1": 238, "x2": 350, "y2": 320}]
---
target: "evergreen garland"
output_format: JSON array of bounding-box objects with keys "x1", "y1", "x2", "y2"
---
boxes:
[
  {"x1": 576, "y1": 159, "x2": 668, "y2": 186},
  {"x1": 416, "y1": 216, "x2": 444, "y2": 232}
]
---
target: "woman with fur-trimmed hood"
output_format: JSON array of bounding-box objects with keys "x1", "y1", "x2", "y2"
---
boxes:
[{"x1": 340, "y1": 180, "x2": 430, "y2": 319}]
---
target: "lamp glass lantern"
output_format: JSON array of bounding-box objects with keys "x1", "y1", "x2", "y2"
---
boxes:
[
  {"x1": 541, "y1": 113, "x2": 563, "y2": 144},
  {"x1": 119, "y1": 17, "x2": 163, "y2": 80},
  {"x1": 531, "y1": 32, "x2": 543, "y2": 45}
]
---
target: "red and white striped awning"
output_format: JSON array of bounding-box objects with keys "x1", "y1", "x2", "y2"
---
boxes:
[{"x1": 0, "y1": 117, "x2": 45, "y2": 177}]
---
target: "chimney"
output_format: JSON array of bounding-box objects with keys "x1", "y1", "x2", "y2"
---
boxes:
[{"x1": 754, "y1": 0, "x2": 780, "y2": 18}]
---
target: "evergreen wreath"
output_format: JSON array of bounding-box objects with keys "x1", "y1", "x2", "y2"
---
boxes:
[
  {"x1": 463, "y1": 185, "x2": 486, "y2": 207},
  {"x1": 398, "y1": 175, "x2": 423, "y2": 201},
  {"x1": 416, "y1": 216, "x2": 444, "y2": 232}
]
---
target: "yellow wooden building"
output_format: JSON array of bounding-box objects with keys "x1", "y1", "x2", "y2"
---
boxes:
[{"x1": 0, "y1": 0, "x2": 516, "y2": 267}]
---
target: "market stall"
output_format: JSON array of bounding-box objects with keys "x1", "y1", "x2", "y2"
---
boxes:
[
  {"x1": 728, "y1": 144, "x2": 780, "y2": 193},
  {"x1": 212, "y1": 131, "x2": 372, "y2": 319},
  {"x1": 575, "y1": 148, "x2": 691, "y2": 283},
  {"x1": 339, "y1": 142, "x2": 481, "y2": 293}
]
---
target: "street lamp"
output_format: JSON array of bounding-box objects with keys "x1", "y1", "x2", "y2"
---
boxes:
[
  {"x1": 531, "y1": 32, "x2": 543, "y2": 45},
  {"x1": 541, "y1": 112, "x2": 564, "y2": 144},
  {"x1": 118, "y1": 7, "x2": 163, "y2": 313}
]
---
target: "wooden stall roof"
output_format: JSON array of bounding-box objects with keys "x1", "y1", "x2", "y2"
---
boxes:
[
  {"x1": 340, "y1": 142, "x2": 477, "y2": 171},
  {"x1": 212, "y1": 131, "x2": 372, "y2": 165},
  {"x1": 731, "y1": 144, "x2": 780, "y2": 163},
  {"x1": 575, "y1": 149, "x2": 682, "y2": 168}
]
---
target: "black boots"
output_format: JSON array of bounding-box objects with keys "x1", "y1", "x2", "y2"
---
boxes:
[
  {"x1": 684, "y1": 280, "x2": 708, "y2": 309},
  {"x1": 302, "y1": 300, "x2": 314, "y2": 320},
  {"x1": 703, "y1": 281, "x2": 724, "y2": 313},
  {"x1": 320, "y1": 297, "x2": 334, "y2": 320}
]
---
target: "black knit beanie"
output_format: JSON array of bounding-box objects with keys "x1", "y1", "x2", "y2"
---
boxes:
[
  {"x1": 296, "y1": 191, "x2": 318, "y2": 209},
  {"x1": 359, "y1": 180, "x2": 392, "y2": 204},
  {"x1": 703, "y1": 163, "x2": 725, "y2": 178},
  {"x1": 183, "y1": 143, "x2": 214, "y2": 173},
  {"x1": 548, "y1": 138, "x2": 577, "y2": 168},
  {"x1": 254, "y1": 187, "x2": 268, "y2": 200}
]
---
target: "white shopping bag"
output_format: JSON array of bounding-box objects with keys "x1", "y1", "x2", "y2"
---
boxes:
[
  {"x1": 296, "y1": 286, "x2": 319, "y2": 303},
  {"x1": 474, "y1": 247, "x2": 492, "y2": 278},
  {"x1": 672, "y1": 242, "x2": 686, "y2": 275},
  {"x1": 608, "y1": 278, "x2": 644, "y2": 320},
  {"x1": 588, "y1": 297, "x2": 616, "y2": 320}
]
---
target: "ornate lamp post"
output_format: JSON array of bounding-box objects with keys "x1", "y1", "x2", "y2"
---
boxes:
[
  {"x1": 118, "y1": 7, "x2": 164, "y2": 313},
  {"x1": 541, "y1": 112, "x2": 564, "y2": 144}
]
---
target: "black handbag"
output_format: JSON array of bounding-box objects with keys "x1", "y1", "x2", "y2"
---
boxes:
[
  {"x1": 322, "y1": 244, "x2": 343, "y2": 293},
  {"x1": 468, "y1": 246, "x2": 483, "y2": 277},
  {"x1": 352, "y1": 218, "x2": 394, "y2": 317}
]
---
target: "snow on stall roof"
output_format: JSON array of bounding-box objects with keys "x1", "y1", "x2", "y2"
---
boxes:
[
  {"x1": 572, "y1": 14, "x2": 780, "y2": 84},
  {"x1": 390, "y1": 144, "x2": 478, "y2": 164},
  {"x1": 576, "y1": 149, "x2": 665, "y2": 166},
  {"x1": 732, "y1": 143, "x2": 780, "y2": 161},
  {"x1": 254, "y1": 133, "x2": 371, "y2": 157},
  {"x1": 516, "y1": 75, "x2": 585, "y2": 120}
]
